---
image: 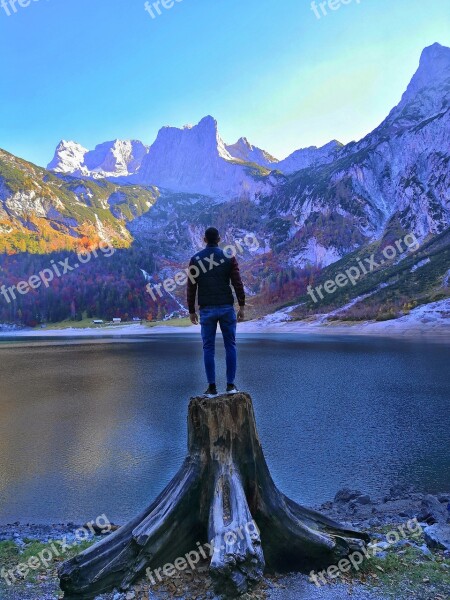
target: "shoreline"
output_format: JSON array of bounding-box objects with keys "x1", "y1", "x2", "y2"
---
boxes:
[
  {"x1": 1, "y1": 488, "x2": 448, "y2": 532},
  {"x1": 0, "y1": 320, "x2": 448, "y2": 342},
  {"x1": 1, "y1": 299, "x2": 448, "y2": 342},
  {"x1": 1, "y1": 488, "x2": 449, "y2": 600}
]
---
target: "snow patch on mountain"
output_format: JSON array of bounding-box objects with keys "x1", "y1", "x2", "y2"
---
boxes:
[
  {"x1": 359, "y1": 298, "x2": 450, "y2": 333},
  {"x1": 442, "y1": 269, "x2": 450, "y2": 288},
  {"x1": 94, "y1": 214, "x2": 110, "y2": 242},
  {"x1": 411, "y1": 258, "x2": 431, "y2": 272}
]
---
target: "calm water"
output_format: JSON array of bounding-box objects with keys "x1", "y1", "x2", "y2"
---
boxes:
[{"x1": 0, "y1": 334, "x2": 449, "y2": 525}]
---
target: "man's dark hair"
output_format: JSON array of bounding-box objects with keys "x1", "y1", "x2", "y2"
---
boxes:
[{"x1": 205, "y1": 227, "x2": 220, "y2": 244}]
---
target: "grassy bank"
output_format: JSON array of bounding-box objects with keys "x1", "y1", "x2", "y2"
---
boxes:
[
  {"x1": 1, "y1": 522, "x2": 448, "y2": 600},
  {"x1": 33, "y1": 316, "x2": 192, "y2": 331}
]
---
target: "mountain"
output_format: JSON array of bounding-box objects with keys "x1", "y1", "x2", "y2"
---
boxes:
[
  {"x1": 276, "y1": 140, "x2": 343, "y2": 174},
  {"x1": 47, "y1": 141, "x2": 88, "y2": 174},
  {"x1": 136, "y1": 116, "x2": 277, "y2": 198},
  {"x1": 382, "y1": 42, "x2": 450, "y2": 127},
  {"x1": 225, "y1": 137, "x2": 279, "y2": 169},
  {"x1": 265, "y1": 42, "x2": 450, "y2": 268},
  {"x1": 48, "y1": 118, "x2": 279, "y2": 199},
  {"x1": 84, "y1": 140, "x2": 149, "y2": 178},
  {"x1": 128, "y1": 43, "x2": 449, "y2": 272},
  {"x1": 124, "y1": 42, "x2": 449, "y2": 321},
  {"x1": 48, "y1": 139, "x2": 150, "y2": 178},
  {"x1": 0, "y1": 148, "x2": 158, "y2": 253},
  {"x1": 1, "y1": 42, "x2": 449, "y2": 327},
  {"x1": 44, "y1": 43, "x2": 450, "y2": 223},
  {"x1": 46, "y1": 125, "x2": 343, "y2": 191},
  {"x1": 290, "y1": 226, "x2": 450, "y2": 323}
]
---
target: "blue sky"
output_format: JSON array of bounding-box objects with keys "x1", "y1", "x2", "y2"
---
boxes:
[{"x1": 0, "y1": 0, "x2": 448, "y2": 167}]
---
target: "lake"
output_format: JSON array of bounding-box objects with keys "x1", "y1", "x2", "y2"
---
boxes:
[{"x1": 0, "y1": 333, "x2": 449, "y2": 525}]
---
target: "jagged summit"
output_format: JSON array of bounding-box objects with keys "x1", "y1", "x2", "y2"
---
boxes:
[
  {"x1": 226, "y1": 136, "x2": 279, "y2": 168},
  {"x1": 401, "y1": 42, "x2": 450, "y2": 103},
  {"x1": 47, "y1": 139, "x2": 149, "y2": 178},
  {"x1": 198, "y1": 114, "x2": 219, "y2": 127},
  {"x1": 379, "y1": 42, "x2": 450, "y2": 130},
  {"x1": 149, "y1": 115, "x2": 230, "y2": 159},
  {"x1": 45, "y1": 41, "x2": 449, "y2": 210},
  {"x1": 83, "y1": 140, "x2": 149, "y2": 176},
  {"x1": 417, "y1": 43, "x2": 450, "y2": 80},
  {"x1": 47, "y1": 118, "x2": 346, "y2": 187},
  {"x1": 1, "y1": 41, "x2": 449, "y2": 317},
  {"x1": 136, "y1": 116, "x2": 272, "y2": 197},
  {"x1": 47, "y1": 140, "x2": 88, "y2": 173},
  {"x1": 276, "y1": 139, "x2": 343, "y2": 174}
]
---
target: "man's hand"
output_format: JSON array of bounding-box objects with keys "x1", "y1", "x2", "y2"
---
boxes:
[
  {"x1": 190, "y1": 312, "x2": 199, "y2": 325},
  {"x1": 237, "y1": 307, "x2": 245, "y2": 322}
]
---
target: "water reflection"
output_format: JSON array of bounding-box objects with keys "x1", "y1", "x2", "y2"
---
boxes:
[{"x1": 0, "y1": 335, "x2": 448, "y2": 524}]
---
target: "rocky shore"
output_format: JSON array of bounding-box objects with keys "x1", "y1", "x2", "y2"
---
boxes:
[
  {"x1": 1, "y1": 487, "x2": 449, "y2": 600},
  {"x1": 319, "y1": 485, "x2": 450, "y2": 533}
]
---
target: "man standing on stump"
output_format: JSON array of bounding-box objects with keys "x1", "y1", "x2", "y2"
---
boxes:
[{"x1": 187, "y1": 227, "x2": 246, "y2": 398}]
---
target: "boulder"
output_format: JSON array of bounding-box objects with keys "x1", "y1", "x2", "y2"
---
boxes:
[
  {"x1": 388, "y1": 484, "x2": 413, "y2": 500},
  {"x1": 418, "y1": 543, "x2": 433, "y2": 558},
  {"x1": 334, "y1": 488, "x2": 363, "y2": 503},
  {"x1": 355, "y1": 495, "x2": 372, "y2": 505},
  {"x1": 419, "y1": 494, "x2": 448, "y2": 524},
  {"x1": 423, "y1": 524, "x2": 450, "y2": 551}
]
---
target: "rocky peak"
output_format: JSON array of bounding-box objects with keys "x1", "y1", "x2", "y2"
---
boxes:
[
  {"x1": 226, "y1": 136, "x2": 279, "y2": 168},
  {"x1": 47, "y1": 140, "x2": 88, "y2": 173},
  {"x1": 276, "y1": 140, "x2": 342, "y2": 174},
  {"x1": 380, "y1": 43, "x2": 450, "y2": 130}
]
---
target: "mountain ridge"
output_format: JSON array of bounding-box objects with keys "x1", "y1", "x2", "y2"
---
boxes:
[
  {"x1": 46, "y1": 118, "x2": 344, "y2": 193},
  {"x1": 0, "y1": 42, "x2": 448, "y2": 326},
  {"x1": 48, "y1": 139, "x2": 150, "y2": 179}
]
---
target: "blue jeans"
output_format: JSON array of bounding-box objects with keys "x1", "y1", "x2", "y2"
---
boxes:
[{"x1": 200, "y1": 305, "x2": 237, "y2": 385}]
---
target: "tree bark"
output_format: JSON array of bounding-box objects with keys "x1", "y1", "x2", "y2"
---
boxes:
[{"x1": 59, "y1": 392, "x2": 369, "y2": 598}]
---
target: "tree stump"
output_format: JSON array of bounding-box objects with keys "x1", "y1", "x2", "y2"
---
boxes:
[{"x1": 59, "y1": 393, "x2": 369, "y2": 598}]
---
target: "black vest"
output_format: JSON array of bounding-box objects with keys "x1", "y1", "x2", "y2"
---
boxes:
[{"x1": 191, "y1": 246, "x2": 234, "y2": 307}]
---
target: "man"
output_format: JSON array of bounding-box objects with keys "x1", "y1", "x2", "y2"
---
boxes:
[{"x1": 187, "y1": 227, "x2": 245, "y2": 398}]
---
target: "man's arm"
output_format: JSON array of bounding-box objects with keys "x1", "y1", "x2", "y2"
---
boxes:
[
  {"x1": 187, "y1": 259, "x2": 199, "y2": 324},
  {"x1": 230, "y1": 257, "x2": 246, "y2": 321}
]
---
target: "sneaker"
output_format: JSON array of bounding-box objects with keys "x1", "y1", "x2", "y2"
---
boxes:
[
  {"x1": 204, "y1": 384, "x2": 218, "y2": 398},
  {"x1": 226, "y1": 384, "x2": 239, "y2": 394}
]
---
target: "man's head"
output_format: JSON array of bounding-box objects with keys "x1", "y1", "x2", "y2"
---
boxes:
[{"x1": 204, "y1": 227, "x2": 220, "y2": 246}]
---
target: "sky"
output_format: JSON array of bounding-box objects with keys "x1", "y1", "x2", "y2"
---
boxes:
[{"x1": 0, "y1": 0, "x2": 449, "y2": 167}]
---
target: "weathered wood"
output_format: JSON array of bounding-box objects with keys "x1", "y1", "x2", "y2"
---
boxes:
[
  {"x1": 59, "y1": 459, "x2": 203, "y2": 598},
  {"x1": 59, "y1": 393, "x2": 369, "y2": 598},
  {"x1": 208, "y1": 465, "x2": 265, "y2": 596}
]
